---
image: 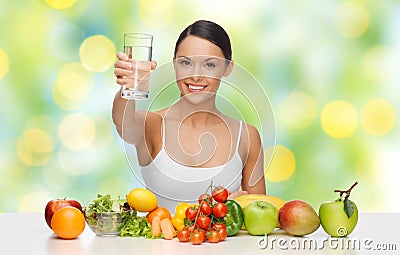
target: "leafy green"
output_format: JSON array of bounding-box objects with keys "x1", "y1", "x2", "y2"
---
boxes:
[
  {"x1": 85, "y1": 194, "x2": 157, "y2": 238},
  {"x1": 85, "y1": 194, "x2": 133, "y2": 234},
  {"x1": 119, "y1": 215, "x2": 156, "y2": 238},
  {"x1": 343, "y1": 198, "x2": 354, "y2": 218}
]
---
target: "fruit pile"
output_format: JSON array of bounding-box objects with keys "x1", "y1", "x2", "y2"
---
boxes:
[
  {"x1": 176, "y1": 185, "x2": 238, "y2": 244},
  {"x1": 44, "y1": 198, "x2": 85, "y2": 239},
  {"x1": 44, "y1": 181, "x2": 359, "y2": 241}
]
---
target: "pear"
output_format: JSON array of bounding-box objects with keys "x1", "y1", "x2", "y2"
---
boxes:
[{"x1": 278, "y1": 200, "x2": 320, "y2": 236}]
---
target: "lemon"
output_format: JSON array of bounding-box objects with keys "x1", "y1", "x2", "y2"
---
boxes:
[{"x1": 126, "y1": 188, "x2": 158, "y2": 212}]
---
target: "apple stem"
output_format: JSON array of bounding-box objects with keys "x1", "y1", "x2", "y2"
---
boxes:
[{"x1": 334, "y1": 181, "x2": 358, "y2": 199}]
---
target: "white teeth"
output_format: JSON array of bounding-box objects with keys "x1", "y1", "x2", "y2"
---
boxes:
[{"x1": 188, "y1": 85, "x2": 205, "y2": 90}]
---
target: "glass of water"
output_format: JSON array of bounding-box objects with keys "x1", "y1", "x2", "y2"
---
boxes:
[{"x1": 121, "y1": 33, "x2": 153, "y2": 100}]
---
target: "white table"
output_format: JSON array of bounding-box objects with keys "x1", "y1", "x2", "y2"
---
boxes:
[{"x1": 1, "y1": 213, "x2": 398, "y2": 254}]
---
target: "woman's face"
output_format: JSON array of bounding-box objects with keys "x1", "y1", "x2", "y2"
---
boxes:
[{"x1": 174, "y1": 35, "x2": 233, "y2": 102}]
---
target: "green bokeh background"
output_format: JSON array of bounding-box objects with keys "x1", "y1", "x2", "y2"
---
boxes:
[{"x1": 0, "y1": 0, "x2": 399, "y2": 212}]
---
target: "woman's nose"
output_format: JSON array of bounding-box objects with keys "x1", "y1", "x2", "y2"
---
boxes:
[{"x1": 191, "y1": 64, "x2": 203, "y2": 81}]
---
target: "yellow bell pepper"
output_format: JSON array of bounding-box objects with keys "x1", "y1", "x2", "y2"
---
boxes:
[
  {"x1": 171, "y1": 202, "x2": 194, "y2": 231},
  {"x1": 171, "y1": 216, "x2": 185, "y2": 231}
]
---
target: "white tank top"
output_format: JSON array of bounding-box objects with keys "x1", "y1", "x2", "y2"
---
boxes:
[{"x1": 140, "y1": 120, "x2": 243, "y2": 212}]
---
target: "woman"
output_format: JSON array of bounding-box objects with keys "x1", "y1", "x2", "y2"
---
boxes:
[{"x1": 113, "y1": 20, "x2": 266, "y2": 211}]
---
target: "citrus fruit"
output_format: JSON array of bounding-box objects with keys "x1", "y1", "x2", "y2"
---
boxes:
[
  {"x1": 51, "y1": 206, "x2": 85, "y2": 239},
  {"x1": 126, "y1": 188, "x2": 158, "y2": 212},
  {"x1": 146, "y1": 207, "x2": 171, "y2": 223}
]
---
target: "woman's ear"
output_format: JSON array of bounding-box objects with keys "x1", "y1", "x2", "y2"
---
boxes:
[
  {"x1": 172, "y1": 57, "x2": 176, "y2": 72},
  {"x1": 223, "y1": 60, "x2": 234, "y2": 77}
]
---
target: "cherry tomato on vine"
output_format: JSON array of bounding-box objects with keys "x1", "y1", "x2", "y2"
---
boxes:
[
  {"x1": 190, "y1": 230, "x2": 203, "y2": 245},
  {"x1": 217, "y1": 226, "x2": 227, "y2": 241},
  {"x1": 200, "y1": 229, "x2": 207, "y2": 242},
  {"x1": 213, "y1": 202, "x2": 228, "y2": 218},
  {"x1": 177, "y1": 228, "x2": 191, "y2": 242},
  {"x1": 198, "y1": 193, "x2": 213, "y2": 204},
  {"x1": 187, "y1": 224, "x2": 196, "y2": 232},
  {"x1": 185, "y1": 206, "x2": 198, "y2": 221},
  {"x1": 212, "y1": 223, "x2": 226, "y2": 230},
  {"x1": 212, "y1": 186, "x2": 229, "y2": 202},
  {"x1": 196, "y1": 215, "x2": 211, "y2": 230},
  {"x1": 200, "y1": 201, "x2": 213, "y2": 216},
  {"x1": 207, "y1": 228, "x2": 221, "y2": 243}
]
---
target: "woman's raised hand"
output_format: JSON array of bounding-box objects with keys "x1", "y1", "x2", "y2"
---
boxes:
[{"x1": 113, "y1": 52, "x2": 157, "y2": 87}]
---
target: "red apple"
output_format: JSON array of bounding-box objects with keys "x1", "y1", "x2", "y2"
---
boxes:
[
  {"x1": 279, "y1": 200, "x2": 320, "y2": 236},
  {"x1": 44, "y1": 198, "x2": 83, "y2": 229}
]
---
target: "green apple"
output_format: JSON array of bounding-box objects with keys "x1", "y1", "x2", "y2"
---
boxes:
[
  {"x1": 319, "y1": 182, "x2": 359, "y2": 237},
  {"x1": 244, "y1": 201, "x2": 278, "y2": 235},
  {"x1": 319, "y1": 199, "x2": 358, "y2": 237}
]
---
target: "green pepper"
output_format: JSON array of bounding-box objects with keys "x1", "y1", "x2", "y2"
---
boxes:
[{"x1": 223, "y1": 199, "x2": 244, "y2": 236}]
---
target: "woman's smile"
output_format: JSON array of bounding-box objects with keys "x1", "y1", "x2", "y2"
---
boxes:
[{"x1": 186, "y1": 82, "x2": 208, "y2": 93}]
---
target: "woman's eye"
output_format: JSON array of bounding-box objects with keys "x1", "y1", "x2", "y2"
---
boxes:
[
  {"x1": 204, "y1": 62, "x2": 216, "y2": 69},
  {"x1": 180, "y1": 60, "x2": 191, "y2": 66}
]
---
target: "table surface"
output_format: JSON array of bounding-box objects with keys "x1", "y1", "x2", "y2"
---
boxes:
[{"x1": 1, "y1": 213, "x2": 399, "y2": 255}]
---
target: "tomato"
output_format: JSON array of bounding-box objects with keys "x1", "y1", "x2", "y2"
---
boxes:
[
  {"x1": 207, "y1": 229, "x2": 221, "y2": 243},
  {"x1": 200, "y1": 229, "x2": 207, "y2": 242},
  {"x1": 185, "y1": 206, "x2": 198, "y2": 221},
  {"x1": 217, "y1": 226, "x2": 227, "y2": 241},
  {"x1": 198, "y1": 193, "x2": 213, "y2": 204},
  {"x1": 213, "y1": 202, "x2": 228, "y2": 218},
  {"x1": 177, "y1": 228, "x2": 191, "y2": 242},
  {"x1": 212, "y1": 223, "x2": 226, "y2": 230},
  {"x1": 187, "y1": 224, "x2": 196, "y2": 232},
  {"x1": 190, "y1": 230, "x2": 203, "y2": 245},
  {"x1": 196, "y1": 215, "x2": 211, "y2": 230},
  {"x1": 199, "y1": 201, "x2": 213, "y2": 216},
  {"x1": 212, "y1": 186, "x2": 229, "y2": 202}
]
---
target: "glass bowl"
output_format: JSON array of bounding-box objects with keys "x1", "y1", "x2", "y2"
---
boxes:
[{"x1": 85, "y1": 211, "x2": 123, "y2": 236}]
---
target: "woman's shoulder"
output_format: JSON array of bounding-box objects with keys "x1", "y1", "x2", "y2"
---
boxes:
[{"x1": 238, "y1": 121, "x2": 261, "y2": 146}]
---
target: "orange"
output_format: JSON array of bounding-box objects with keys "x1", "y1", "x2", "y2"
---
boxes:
[
  {"x1": 51, "y1": 206, "x2": 85, "y2": 239},
  {"x1": 146, "y1": 207, "x2": 171, "y2": 223}
]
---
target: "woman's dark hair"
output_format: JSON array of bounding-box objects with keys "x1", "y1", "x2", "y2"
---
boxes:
[{"x1": 174, "y1": 20, "x2": 232, "y2": 60}]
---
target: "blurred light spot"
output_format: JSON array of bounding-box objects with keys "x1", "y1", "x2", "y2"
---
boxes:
[
  {"x1": 58, "y1": 113, "x2": 96, "y2": 150},
  {"x1": 363, "y1": 46, "x2": 396, "y2": 83},
  {"x1": 44, "y1": 0, "x2": 77, "y2": 10},
  {"x1": 49, "y1": 22, "x2": 84, "y2": 61},
  {"x1": 265, "y1": 145, "x2": 296, "y2": 182},
  {"x1": 138, "y1": 0, "x2": 174, "y2": 29},
  {"x1": 79, "y1": 35, "x2": 116, "y2": 72},
  {"x1": 42, "y1": 159, "x2": 69, "y2": 191},
  {"x1": 58, "y1": 146, "x2": 95, "y2": 176},
  {"x1": 52, "y1": 62, "x2": 92, "y2": 110},
  {"x1": 379, "y1": 146, "x2": 400, "y2": 211},
  {"x1": 0, "y1": 48, "x2": 9, "y2": 80},
  {"x1": 92, "y1": 117, "x2": 114, "y2": 148},
  {"x1": 16, "y1": 129, "x2": 54, "y2": 166},
  {"x1": 360, "y1": 99, "x2": 396, "y2": 136},
  {"x1": 18, "y1": 191, "x2": 50, "y2": 213},
  {"x1": 98, "y1": 178, "x2": 130, "y2": 198},
  {"x1": 280, "y1": 91, "x2": 317, "y2": 129},
  {"x1": 334, "y1": 2, "x2": 370, "y2": 38},
  {"x1": 355, "y1": 153, "x2": 380, "y2": 180},
  {"x1": 25, "y1": 115, "x2": 58, "y2": 135},
  {"x1": 321, "y1": 101, "x2": 358, "y2": 138}
]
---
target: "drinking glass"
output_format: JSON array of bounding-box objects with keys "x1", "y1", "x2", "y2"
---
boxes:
[{"x1": 121, "y1": 33, "x2": 153, "y2": 100}]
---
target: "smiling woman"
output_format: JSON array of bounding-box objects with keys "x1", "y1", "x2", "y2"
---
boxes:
[{"x1": 112, "y1": 20, "x2": 266, "y2": 211}]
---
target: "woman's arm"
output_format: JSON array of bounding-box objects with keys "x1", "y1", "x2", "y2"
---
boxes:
[
  {"x1": 112, "y1": 52, "x2": 156, "y2": 145},
  {"x1": 240, "y1": 124, "x2": 267, "y2": 195}
]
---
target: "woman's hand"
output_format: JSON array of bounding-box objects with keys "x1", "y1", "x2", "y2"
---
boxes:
[
  {"x1": 227, "y1": 190, "x2": 248, "y2": 200},
  {"x1": 113, "y1": 52, "x2": 157, "y2": 87}
]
